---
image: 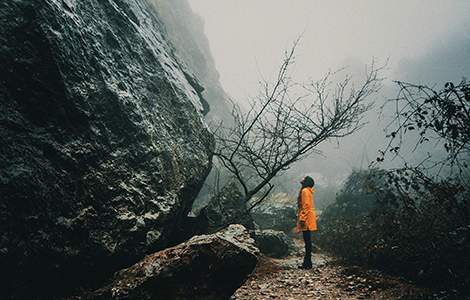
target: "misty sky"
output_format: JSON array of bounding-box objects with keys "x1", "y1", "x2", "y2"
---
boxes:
[
  {"x1": 187, "y1": 0, "x2": 470, "y2": 197},
  {"x1": 188, "y1": 0, "x2": 470, "y2": 101}
]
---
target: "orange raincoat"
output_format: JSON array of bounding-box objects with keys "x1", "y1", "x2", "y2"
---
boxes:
[{"x1": 296, "y1": 187, "x2": 316, "y2": 231}]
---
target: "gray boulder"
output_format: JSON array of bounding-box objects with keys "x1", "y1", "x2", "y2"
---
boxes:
[
  {"x1": 93, "y1": 224, "x2": 259, "y2": 300},
  {"x1": 250, "y1": 195, "x2": 298, "y2": 235},
  {"x1": 195, "y1": 182, "x2": 256, "y2": 234},
  {"x1": 0, "y1": 0, "x2": 212, "y2": 298},
  {"x1": 250, "y1": 229, "x2": 298, "y2": 258}
]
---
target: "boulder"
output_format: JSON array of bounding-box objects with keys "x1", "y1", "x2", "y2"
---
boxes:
[
  {"x1": 0, "y1": 0, "x2": 212, "y2": 298},
  {"x1": 195, "y1": 182, "x2": 256, "y2": 234},
  {"x1": 250, "y1": 194, "x2": 298, "y2": 235},
  {"x1": 93, "y1": 224, "x2": 259, "y2": 300},
  {"x1": 250, "y1": 229, "x2": 298, "y2": 258}
]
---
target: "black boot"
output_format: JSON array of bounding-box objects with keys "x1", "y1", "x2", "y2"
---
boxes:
[{"x1": 298, "y1": 263, "x2": 312, "y2": 270}]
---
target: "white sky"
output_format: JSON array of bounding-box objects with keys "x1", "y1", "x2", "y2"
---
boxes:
[
  {"x1": 187, "y1": 0, "x2": 470, "y2": 193},
  {"x1": 188, "y1": 0, "x2": 470, "y2": 102}
]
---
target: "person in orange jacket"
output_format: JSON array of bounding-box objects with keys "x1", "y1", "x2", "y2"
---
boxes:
[{"x1": 296, "y1": 175, "x2": 316, "y2": 269}]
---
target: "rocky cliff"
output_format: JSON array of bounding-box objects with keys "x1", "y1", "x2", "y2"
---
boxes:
[
  {"x1": 150, "y1": 0, "x2": 233, "y2": 126},
  {"x1": 0, "y1": 0, "x2": 214, "y2": 298}
]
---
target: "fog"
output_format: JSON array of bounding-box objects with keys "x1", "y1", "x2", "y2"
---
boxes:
[{"x1": 188, "y1": 0, "x2": 470, "y2": 206}]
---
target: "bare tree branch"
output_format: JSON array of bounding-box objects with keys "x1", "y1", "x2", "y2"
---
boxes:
[
  {"x1": 213, "y1": 38, "x2": 385, "y2": 207},
  {"x1": 376, "y1": 79, "x2": 470, "y2": 180}
]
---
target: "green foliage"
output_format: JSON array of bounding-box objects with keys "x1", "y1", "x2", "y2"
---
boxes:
[
  {"x1": 376, "y1": 79, "x2": 470, "y2": 293},
  {"x1": 368, "y1": 169, "x2": 470, "y2": 293},
  {"x1": 316, "y1": 79, "x2": 470, "y2": 296},
  {"x1": 315, "y1": 168, "x2": 470, "y2": 295}
]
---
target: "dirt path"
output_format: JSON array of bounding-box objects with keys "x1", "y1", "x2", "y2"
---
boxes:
[{"x1": 231, "y1": 253, "x2": 424, "y2": 300}]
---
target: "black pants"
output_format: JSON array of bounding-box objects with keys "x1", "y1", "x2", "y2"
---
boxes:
[{"x1": 302, "y1": 230, "x2": 312, "y2": 267}]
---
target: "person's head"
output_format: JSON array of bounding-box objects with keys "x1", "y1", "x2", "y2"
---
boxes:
[{"x1": 300, "y1": 176, "x2": 315, "y2": 188}]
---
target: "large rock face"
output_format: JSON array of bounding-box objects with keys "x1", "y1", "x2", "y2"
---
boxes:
[
  {"x1": 0, "y1": 0, "x2": 212, "y2": 298},
  {"x1": 93, "y1": 224, "x2": 259, "y2": 300}
]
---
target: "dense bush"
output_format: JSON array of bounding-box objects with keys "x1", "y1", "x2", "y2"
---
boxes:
[
  {"x1": 313, "y1": 169, "x2": 380, "y2": 264},
  {"x1": 314, "y1": 168, "x2": 470, "y2": 295},
  {"x1": 368, "y1": 169, "x2": 470, "y2": 293},
  {"x1": 315, "y1": 79, "x2": 470, "y2": 296}
]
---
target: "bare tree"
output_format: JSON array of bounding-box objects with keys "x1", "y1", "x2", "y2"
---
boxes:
[{"x1": 212, "y1": 38, "x2": 385, "y2": 210}]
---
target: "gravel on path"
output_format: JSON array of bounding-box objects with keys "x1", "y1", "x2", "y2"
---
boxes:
[{"x1": 231, "y1": 253, "x2": 425, "y2": 300}]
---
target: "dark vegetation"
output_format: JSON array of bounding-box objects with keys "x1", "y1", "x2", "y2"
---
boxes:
[{"x1": 314, "y1": 80, "x2": 470, "y2": 298}]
